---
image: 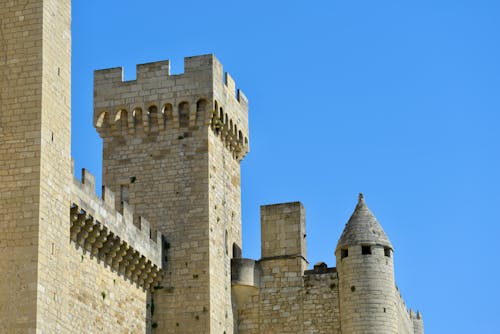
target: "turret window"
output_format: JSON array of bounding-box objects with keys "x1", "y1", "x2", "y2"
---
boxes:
[
  {"x1": 384, "y1": 247, "x2": 391, "y2": 257},
  {"x1": 361, "y1": 245, "x2": 371, "y2": 255},
  {"x1": 341, "y1": 248, "x2": 348, "y2": 259}
]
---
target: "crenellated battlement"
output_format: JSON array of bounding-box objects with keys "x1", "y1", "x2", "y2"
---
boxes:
[
  {"x1": 70, "y1": 168, "x2": 164, "y2": 289},
  {"x1": 395, "y1": 285, "x2": 424, "y2": 333},
  {"x1": 93, "y1": 54, "x2": 249, "y2": 161}
]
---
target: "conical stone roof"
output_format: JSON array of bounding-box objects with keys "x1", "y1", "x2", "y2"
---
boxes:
[{"x1": 336, "y1": 193, "x2": 393, "y2": 252}]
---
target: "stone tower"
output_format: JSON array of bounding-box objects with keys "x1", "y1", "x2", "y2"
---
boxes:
[
  {"x1": 93, "y1": 55, "x2": 249, "y2": 333},
  {"x1": 0, "y1": 0, "x2": 72, "y2": 332},
  {"x1": 335, "y1": 194, "x2": 398, "y2": 333}
]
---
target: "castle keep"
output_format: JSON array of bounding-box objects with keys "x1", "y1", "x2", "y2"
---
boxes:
[{"x1": 0, "y1": 0, "x2": 424, "y2": 333}]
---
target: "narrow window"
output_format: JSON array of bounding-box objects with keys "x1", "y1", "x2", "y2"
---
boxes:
[
  {"x1": 362, "y1": 245, "x2": 371, "y2": 255},
  {"x1": 161, "y1": 235, "x2": 168, "y2": 268},
  {"x1": 341, "y1": 248, "x2": 348, "y2": 259},
  {"x1": 384, "y1": 247, "x2": 391, "y2": 257},
  {"x1": 225, "y1": 230, "x2": 228, "y2": 255}
]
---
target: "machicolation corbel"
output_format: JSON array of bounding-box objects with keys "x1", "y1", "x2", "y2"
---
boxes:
[
  {"x1": 93, "y1": 54, "x2": 250, "y2": 161},
  {"x1": 70, "y1": 168, "x2": 164, "y2": 289}
]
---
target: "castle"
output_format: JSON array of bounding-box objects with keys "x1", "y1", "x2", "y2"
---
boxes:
[{"x1": 0, "y1": 0, "x2": 424, "y2": 333}]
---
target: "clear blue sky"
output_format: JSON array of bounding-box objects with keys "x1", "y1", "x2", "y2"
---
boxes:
[{"x1": 72, "y1": 1, "x2": 500, "y2": 333}]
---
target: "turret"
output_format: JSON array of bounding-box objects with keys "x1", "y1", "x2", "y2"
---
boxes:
[{"x1": 335, "y1": 194, "x2": 397, "y2": 333}]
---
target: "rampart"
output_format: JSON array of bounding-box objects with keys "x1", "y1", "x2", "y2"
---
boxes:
[
  {"x1": 70, "y1": 168, "x2": 164, "y2": 289},
  {"x1": 395, "y1": 285, "x2": 425, "y2": 334}
]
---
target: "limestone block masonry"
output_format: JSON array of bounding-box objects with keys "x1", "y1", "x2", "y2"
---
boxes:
[
  {"x1": 70, "y1": 168, "x2": 163, "y2": 289},
  {"x1": 1, "y1": 0, "x2": 72, "y2": 332},
  {"x1": 0, "y1": 0, "x2": 424, "y2": 332}
]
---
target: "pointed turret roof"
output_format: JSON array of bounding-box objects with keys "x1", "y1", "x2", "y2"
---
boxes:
[{"x1": 336, "y1": 193, "x2": 393, "y2": 252}]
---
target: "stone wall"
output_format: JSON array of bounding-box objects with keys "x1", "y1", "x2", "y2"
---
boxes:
[
  {"x1": 233, "y1": 260, "x2": 342, "y2": 334},
  {"x1": 234, "y1": 258, "x2": 423, "y2": 334},
  {"x1": 70, "y1": 169, "x2": 163, "y2": 271},
  {"x1": 412, "y1": 311, "x2": 424, "y2": 334},
  {"x1": 64, "y1": 169, "x2": 165, "y2": 332},
  {"x1": 303, "y1": 267, "x2": 341, "y2": 333},
  {"x1": 66, "y1": 246, "x2": 148, "y2": 333},
  {"x1": 208, "y1": 57, "x2": 248, "y2": 334},
  {"x1": 234, "y1": 203, "x2": 341, "y2": 334},
  {"x1": 395, "y1": 286, "x2": 424, "y2": 334}
]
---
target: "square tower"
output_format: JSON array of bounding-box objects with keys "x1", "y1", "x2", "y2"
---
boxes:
[
  {"x1": 93, "y1": 55, "x2": 249, "y2": 333},
  {"x1": 0, "y1": 0, "x2": 72, "y2": 332}
]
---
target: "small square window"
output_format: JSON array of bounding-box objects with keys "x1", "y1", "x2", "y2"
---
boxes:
[
  {"x1": 341, "y1": 248, "x2": 348, "y2": 259},
  {"x1": 384, "y1": 247, "x2": 391, "y2": 257},
  {"x1": 362, "y1": 246, "x2": 371, "y2": 255}
]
